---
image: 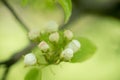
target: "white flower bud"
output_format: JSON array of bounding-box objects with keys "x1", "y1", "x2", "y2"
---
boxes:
[
  {"x1": 45, "y1": 21, "x2": 59, "y2": 33},
  {"x1": 66, "y1": 40, "x2": 81, "y2": 53},
  {"x1": 38, "y1": 41, "x2": 49, "y2": 52},
  {"x1": 64, "y1": 30, "x2": 73, "y2": 40},
  {"x1": 28, "y1": 29, "x2": 40, "y2": 40},
  {"x1": 49, "y1": 32, "x2": 59, "y2": 42},
  {"x1": 61, "y1": 48, "x2": 73, "y2": 60},
  {"x1": 24, "y1": 53, "x2": 37, "y2": 66}
]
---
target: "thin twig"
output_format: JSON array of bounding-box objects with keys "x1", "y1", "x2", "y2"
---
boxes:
[
  {"x1": 2, "y1": 67, "x2": 9, "y2": 80},
  {"x1": 0, "y1": 42, "x2": 37, "y2": 80},
  {"x1": 1, "y1": 0, "x2": 29, "y2": 31},
  {"x1": 0, "y1": 0, "x2": 32, "y2": 80},
  {"x1": 0, "y1": 43, "x2": 37, "y2": 66}
]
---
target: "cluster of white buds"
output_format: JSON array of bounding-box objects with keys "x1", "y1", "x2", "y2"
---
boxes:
[
  {"x1": 38, "y1": 41, "x2": 49, "y2": 52},
  {"x1": 24, "y1": 21, "x2": 81, "y2": 66},
  {"x1": 24, "y1": 53, "x2": 37, "y2": 66}
]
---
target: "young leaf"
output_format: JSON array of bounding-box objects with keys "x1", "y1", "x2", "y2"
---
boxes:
[
  {"x1": 32, "y1": 47, "x2": 48, "y2": 65},
  {"x1": 58, "y1": 0, "x2": 72, "y2": 23},
  {"x1": 25, "y1": 68, "x2": 42, "y2": 80},
  {"x1": 71, "y1": 37, "x2": 97, "y2": 62}
]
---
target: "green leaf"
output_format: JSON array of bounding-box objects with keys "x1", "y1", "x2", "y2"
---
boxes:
[
  {"x1": 32, "y1": 47, "x2": 48, "y2": 64},
  {"x1": 71, "y1": 37, "x2": 97, "y2": 62},
  {"x1": 25, "y1": 68, "x2": 42, "y2": 80},
  {"x1": 58, "y1": 0, "x2": 72, "y2": 23}
]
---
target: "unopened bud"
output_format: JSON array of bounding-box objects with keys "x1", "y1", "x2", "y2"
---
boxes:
[
  {"x1": 24, "y1": 53, "x2": 37, "y2": 66},
  {"x1": 28, "y1": 30, "x2": 40, "y2": 40},
  {"x1": 38, "y1": 41, "x2": 49, "y2": 52},
  {"x1": 66, "y1": 40, "x2": 81, "y2": 53},
  {"x1": 49, "y1": 32, "x2": 59, "y2": 42},
  {"x1": 61, "y1": 48, "x2": 73, "y2": 60},
  {"x1": 64, "y1": 30, "x2": 73, "y2": 40},
  {"x1": 45, "y1": 21, "x2": 59, "y2": 33}
]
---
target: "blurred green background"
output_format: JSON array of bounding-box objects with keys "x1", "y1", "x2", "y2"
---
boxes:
[{"x1": 0, "y1": 0, "x2": 120, "y2": 80}]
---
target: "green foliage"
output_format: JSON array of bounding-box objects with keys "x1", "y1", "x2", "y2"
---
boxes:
[
  {"x1": 25, "y1": 36, "x2": 96, "y2": 79},
  {"x1": 58, "y1": 0, "x2": 72, "y2": 23},
  {"x1": 71, "y1": 37, "x2": 97, "y2": 62},
  {"x1": 25, "y1": 25, "x2": 97, "y2": 79},
  {"x1": 25, "y1": 68, "x2": 42, "y2": 80},
  {"x1": 22, "y1": 0, "x2": 96, "y2": 79}
]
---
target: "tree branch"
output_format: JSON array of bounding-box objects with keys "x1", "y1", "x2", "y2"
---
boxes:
[
  {"x1": 0, "y1": 43, "x2": 37, "y2": 66},
  {"x1": 0, "y1": 42, "x2": 37, "y2": 80},
  {"x1": 2, "y1": 67, "x2": 9, "y2": 80},
  {"x1": 0, "y1": 0, "x2": 32, "y2": 80},
  {"x1": 1, "y1": 0, "x2": 29, "y2": 31}
]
